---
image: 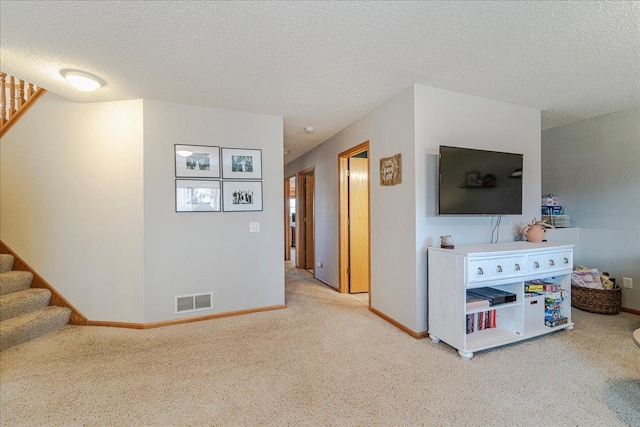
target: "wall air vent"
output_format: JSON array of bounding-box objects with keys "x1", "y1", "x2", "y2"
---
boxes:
[{"x1": 175, "y1": 293, "x2": 213, "y2": 314}]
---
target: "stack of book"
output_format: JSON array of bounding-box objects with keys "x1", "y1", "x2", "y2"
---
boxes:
[{"x1": 466, "y1": 310, "x2": 497, "y2": 334}]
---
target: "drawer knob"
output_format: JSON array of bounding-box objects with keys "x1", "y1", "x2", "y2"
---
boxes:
[
  {"x1": 534, "y1": 261, "x2": 540, "y2": 268},
  {"x1": 515, "y1": 264, "x2": 521, "y2": 271},
  {"x1": 496, "y1": 265, "x2": 503, "y2": 273},
  {"x1": 477, "y1": 267, "x2": 484, "y2": 275},
  {"x1": 549, "y1": 260, "x2": 555, "y2": 266},
  {"x1": 564, "y1": 257, "x2": 569, "y2": 264}
]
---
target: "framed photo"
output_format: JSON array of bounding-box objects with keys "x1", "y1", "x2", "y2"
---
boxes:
[
  {"x1": 175, "y1": 144, "x2": 220, "y2": 178},
  {"x1": 222, "y1": 180, "x2": 263, "y2": 212},
  {"x1": 221, "y1": 148, "x2": 262, "y2": 179},
  {"x1": 176, "y1": 179, "x2": 221, "y2": 212}
]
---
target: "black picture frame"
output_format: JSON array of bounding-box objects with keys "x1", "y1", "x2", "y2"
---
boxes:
[
  {"x1": 175, "y1": 144, "x2": 220, "y2": 178},
  {"x1": 221, "y1": 148, "x2": 262, "y2": 179},
  {"x1": 222, "y1": 180, "x2": 263, "y2": 212}
]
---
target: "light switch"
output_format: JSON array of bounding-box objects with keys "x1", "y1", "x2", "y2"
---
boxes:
[{"x1": 250, "y1": 222, "x2": 260, "y2": 232}]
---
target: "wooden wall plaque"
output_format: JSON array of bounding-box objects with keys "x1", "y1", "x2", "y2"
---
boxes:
[{"x1": 380, "y1": 153, "x2": 402, "y2": 186}]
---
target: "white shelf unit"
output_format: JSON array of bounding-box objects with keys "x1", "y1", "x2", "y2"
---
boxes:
[{"x1": 428, "y1": 242, "x2": 574, "y2": 360}]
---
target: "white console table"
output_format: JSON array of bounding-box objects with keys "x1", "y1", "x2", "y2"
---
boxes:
[{"x1": 428, "y1": 242, "x2": 574, "y2": 360}]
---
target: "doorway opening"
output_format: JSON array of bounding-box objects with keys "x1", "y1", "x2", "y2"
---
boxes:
[
  {"x1": 296, "y1": 167, "x2": 315, "y2": 273},
  {"x1": 284, "y1": 175, "x2": 296, "y2": 262},
  {"x1": 338, "y1": 141, "x2": 370, "y2": 300}
]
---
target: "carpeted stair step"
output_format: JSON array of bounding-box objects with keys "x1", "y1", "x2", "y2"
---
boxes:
[
  {"x1": 0, "y1": 271, "x2": 34, "y2": 295},
  {"x1": 0, "y1": 288, "x2": 52, "y2": 322},
  {"x1": 0, "y1": 306, "x2": 71, "y2": 352},
  {"x1": 0, "y1": 254, "x2": 14, "y2": 273}
]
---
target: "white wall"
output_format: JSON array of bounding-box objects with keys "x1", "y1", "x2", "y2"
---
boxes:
[
  {"x1": 285, "y1": 86, "x2": 418, "y2": 331},
  {"x1": 286, "y1": 84, "x2": 542, "y2": 334},
  {"x1": 142, "y1": 100, "x2": 285, "y2": 322},
  {"x1": 0, "y1": 93, "x2": 145, "y2": 322},
  {"x1": 542, "y1": 108, "x2": 640, "y2": 310},
  {"x1": 1, "y1": 94, "x2": 285, "y2": 323},
  {"x1": 414, "y1": 85, "x2": 542, "y2": 331}
]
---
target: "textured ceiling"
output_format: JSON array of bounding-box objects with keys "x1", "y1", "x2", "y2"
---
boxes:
[{"x1": 1, "y1": 1, "x2": 639, "y2": 163}]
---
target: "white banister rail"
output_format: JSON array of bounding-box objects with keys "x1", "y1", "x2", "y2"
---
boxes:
[{"x1": 1, "y1": 72, "x2": 46, "y2": 138}]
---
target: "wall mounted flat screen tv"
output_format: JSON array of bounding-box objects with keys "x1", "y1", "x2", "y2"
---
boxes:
[{"x1": 438, "y1": 146, "x2": 523, "y2": 215}]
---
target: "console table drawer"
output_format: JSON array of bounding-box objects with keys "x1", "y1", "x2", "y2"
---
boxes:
[
  {"x1": 467, "y1": 256, "x2": 526, "y2": 282},
  {"x1": 528, "y1": 250, "x2": 573, "y2": 274}
]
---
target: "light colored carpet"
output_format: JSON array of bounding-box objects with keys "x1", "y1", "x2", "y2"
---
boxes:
[{"x1": 1, "y1": 262, "x2": 639, "y2": 426}]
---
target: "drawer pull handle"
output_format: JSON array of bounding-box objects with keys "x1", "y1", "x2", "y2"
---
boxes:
[
  {"x1": 564, "y1": 257, "x2": 569, "y2": 264},
  {"x1": 496, "y1": 265, "x2": 503, "y2": 273},
  {"x1": 549, "y1": 260, "x2": 555, "y2": 266},
  {"x1": 515, "y1": 264, "x2": 521, "y2": 271},
  {"x1": 477, "y1": 267, "x2": 484, "y2": 275},
  {"x1": 534, "y1": 261, "x2": 540, "y2": 269}
]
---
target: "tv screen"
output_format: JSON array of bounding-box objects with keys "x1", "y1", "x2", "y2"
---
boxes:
[{"x1": 438, "y1": 146, "x2": 523, "y2": 215}]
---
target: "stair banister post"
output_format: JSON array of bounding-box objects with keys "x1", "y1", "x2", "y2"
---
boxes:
[
  {"x1": 18, "y1": 80, "x2": 25, "y2": 108},
  {"x1": 9, "y1": 75, "x2": 16, "y2": 119}
]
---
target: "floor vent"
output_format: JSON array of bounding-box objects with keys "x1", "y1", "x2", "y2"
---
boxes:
[{"x1": 175, "y1": 293, "x2": 213, "y2": 314}]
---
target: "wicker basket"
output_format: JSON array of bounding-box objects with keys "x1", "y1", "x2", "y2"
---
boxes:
[
  {"x1": 542, "y1": 214, "x2": 570, "y2": 228},
  {"x1": 571, "y1": 285, "x2": 621, "y2": 315}
]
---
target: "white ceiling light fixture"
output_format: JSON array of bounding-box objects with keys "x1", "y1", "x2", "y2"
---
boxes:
[
  {"x1": 176, "y1": 150, "x2": 194, "y2": 157},
  {"x1": 61, "y1": 69, "x2": 104, "y2": 92},
  {"x1": 304, "y1": 126, "x2": 314, "y2": 133}
]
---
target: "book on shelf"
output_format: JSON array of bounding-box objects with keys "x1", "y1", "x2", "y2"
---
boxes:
[
  {"x1": 466, "y1": 314, "x2": 474, "y2": 334},
  {"x1": 489, "y1": 309, "x2": 497, "y2": 328}
]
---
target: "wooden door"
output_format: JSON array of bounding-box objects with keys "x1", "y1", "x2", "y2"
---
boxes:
[
  {"x1": 284, "y1": 178, "x2": 291, "y2": 261},
  {"x1": 348, "y1": 157, "x2": 369, "y2": 293},
  {"x1": 304, "y1": 174, "x2": 315, "y2": 270}
]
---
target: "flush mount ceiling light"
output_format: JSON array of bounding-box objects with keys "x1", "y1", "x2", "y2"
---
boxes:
[
  {"x1": 304, "y1": 126, "x2": 314, "y2": 133},
  {"x1": 176, "y1": 150, "x2": 194, "y2": 157},
  {"x1": 61, "y1": 69, "x2": 104, "y2": 92}
]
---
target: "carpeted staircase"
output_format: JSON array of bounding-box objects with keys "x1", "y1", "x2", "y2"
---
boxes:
[{"x1": 0, "y1": 254, "x2": 71, "y2": 351}]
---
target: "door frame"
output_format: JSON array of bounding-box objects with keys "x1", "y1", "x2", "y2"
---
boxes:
[
  {"x1": 338, "y1": 141, "x2": 370, "y2": 295},
  {"x1": 296, "y1": 166, "x2": 315, "y2": 272}
]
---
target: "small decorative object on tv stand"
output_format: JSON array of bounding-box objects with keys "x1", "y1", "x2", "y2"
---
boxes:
[
  {"x1": 522, "y1": 218, "x2": 554, "y2": 243},
  {"x1": 428, "y1": 242, "x2": 574, "y2": 360},
  {"x1": 440, "y1": 235, "x2": 454, "y2": 249}
]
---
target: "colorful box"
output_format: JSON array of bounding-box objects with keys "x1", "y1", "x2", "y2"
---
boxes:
[
  {"x1": 542, "y1": 206, "x2": 564, "y2": 215},
  {"x1": 525, "y1": 284, "x2": 544, "y2": 292},
  {"x1": 545, "y1": 316, "x2": 568, "y2": 327}
]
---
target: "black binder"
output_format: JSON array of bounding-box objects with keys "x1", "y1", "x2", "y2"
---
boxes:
[{"x1": 466, "y1": 287, "x2": 516, "y2": 306}]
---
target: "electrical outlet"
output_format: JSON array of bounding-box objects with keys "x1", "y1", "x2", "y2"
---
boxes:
[
  {"x1": 622, "y1": 277, "x2": 633, "y2": 289},
  {"x1": 249, "y1": 222, "x2": 260, "y2": 232}
]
